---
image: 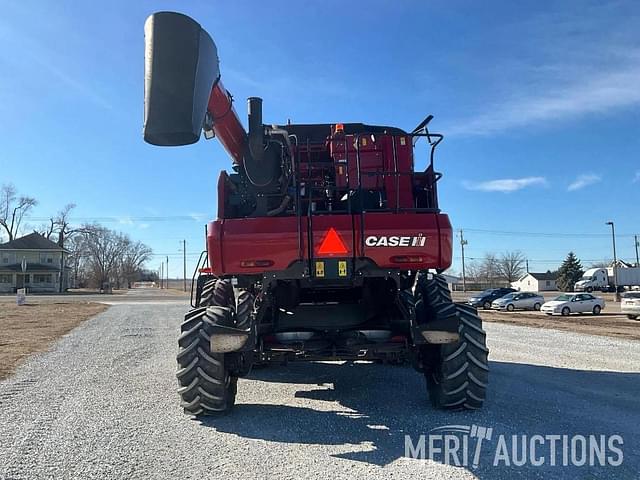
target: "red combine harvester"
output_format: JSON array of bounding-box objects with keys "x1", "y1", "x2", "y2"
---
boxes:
[{"x1": 143, "y1": 12, "x2": 488, "y2": 415}]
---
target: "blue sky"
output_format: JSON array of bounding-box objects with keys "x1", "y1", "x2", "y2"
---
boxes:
[{"x1": 1, "y1": 1, "x2": 639, "y2": 277}]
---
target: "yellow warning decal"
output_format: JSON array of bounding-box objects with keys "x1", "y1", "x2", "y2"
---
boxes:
[
  {"x1": 315, "y1": 261, "x2": 325, "y2": 277},
  {"x1": 338, "y1": 261, "x2": 348, "y2": 277}
]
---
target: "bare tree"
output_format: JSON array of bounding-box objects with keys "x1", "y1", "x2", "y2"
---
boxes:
[
  {"x1": 67, "y1": 233, "x2": 90, "y2": 288},
  {"x1": 40, "y1": 218, "x2": 57, "y2": 240},
  {"x1": 78, "y1": 224, "x2": 153, "y2": 290},
  {"x1": 479, "y1": 253, "x2": 501, "y2": 286},
  {"x1": 39, "y1": 203, "x2": 79, "y2": 247},
  {"x1": 119, "y1": 241, "x2": 153, "y2": 288},
  {"x1": 0, "y1": 184, "x2": 37, "y2": 241},
  {"x1": 498, "y1": 251, "x2": 526, "y2": 283},
  {"x1": 82, "y1": 225, "x2": 130, "y2": 289},
  {"x1": 465, "y1": 260, "x2": 482, "y2": 282}
]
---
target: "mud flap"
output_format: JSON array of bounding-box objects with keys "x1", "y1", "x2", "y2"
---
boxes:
[
  {"x1": 205, "y1": 306, "x2": 253, "y2": 353},
  {"x1": 209, "y1": 324, "x2": 251, "y2": 353},
  {"x1": 411, "y1": 298, "x2": 460, "y2": 345}
]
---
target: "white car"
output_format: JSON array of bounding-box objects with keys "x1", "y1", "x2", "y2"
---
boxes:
[
  {"x1": 491, "y1": 292, "x2": 544, "y2": 311},
  {"x1": 621, "y1": 292, "x2": 640, "y2": 320},
  {"x1": 540, "y1": 293, "x2": 605, "y2": 316}
]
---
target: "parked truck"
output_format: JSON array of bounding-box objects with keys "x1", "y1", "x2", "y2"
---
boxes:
[{"x1": 574, "y1": 267, "x2": 640, "y2": 292}]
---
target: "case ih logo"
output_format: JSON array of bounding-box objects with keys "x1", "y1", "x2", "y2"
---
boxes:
[{"x1": 365, "y1": 234, "x2": 427, "y2": 247}]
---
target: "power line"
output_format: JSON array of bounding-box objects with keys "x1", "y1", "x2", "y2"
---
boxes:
[
  {"x1": 463, "y1": 228, "x2": 637, "y2": 238},
  {"x1": 22, "y1": 214, "x2": 636, "y2": 238},
  {"x1": 24, "y1": 215, "x2": 210, "y2": 223}
]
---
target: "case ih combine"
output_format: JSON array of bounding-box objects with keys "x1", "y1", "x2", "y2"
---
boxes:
[{"x1": 143, "y1": 12, "x2": 488, "y2": 415}]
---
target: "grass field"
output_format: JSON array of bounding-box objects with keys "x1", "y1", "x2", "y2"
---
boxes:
[{"x1": 0, "y1": 302, "x2": 108, "y2": 380}]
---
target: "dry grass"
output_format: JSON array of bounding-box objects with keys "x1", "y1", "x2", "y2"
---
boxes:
[{"x1": 0, "y1": 302, "x2": 108, "y2": 380}]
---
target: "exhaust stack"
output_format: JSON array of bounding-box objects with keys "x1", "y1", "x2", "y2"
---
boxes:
[{"x1": 244, "y1": 97, "x2": 279, "y2": 187}]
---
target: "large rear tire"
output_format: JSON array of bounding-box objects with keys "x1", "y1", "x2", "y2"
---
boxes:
[
  {"x1": 177, "y1": 279, "x2": 238, "y2": 416},
  {"x1": 424, "y1": 304, "x2": 489, "y2": 409},
  {"x1": 414, "y1": 272, "x2": 457, "y2": 324}
]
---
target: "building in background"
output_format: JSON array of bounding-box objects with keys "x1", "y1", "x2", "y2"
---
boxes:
[
  {"x1": 0, "y1": 233, "x2": 70, "y2": 293},
  {"x1": 441, "y1": 273, "x2": 463, "y2": 291},
  {"x1": 511, "y1": 271, "x2": 558, "y2": 292}
]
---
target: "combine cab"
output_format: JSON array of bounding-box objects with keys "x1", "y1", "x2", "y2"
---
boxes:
[{"x1": 143, "y1": 12, "x2": 488, "y2": 415}]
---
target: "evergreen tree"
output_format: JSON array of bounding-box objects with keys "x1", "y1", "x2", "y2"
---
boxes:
[{"x1": 556, "y1": 252, "x2": 584, "y2": 292}]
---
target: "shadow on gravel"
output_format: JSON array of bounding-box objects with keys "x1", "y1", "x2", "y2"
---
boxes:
[{"x1": 199, "y1": 361, "x2": 640, "y2": 478}]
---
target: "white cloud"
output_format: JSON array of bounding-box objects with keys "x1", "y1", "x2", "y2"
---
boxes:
[
  {"x1": 463, "y1": 176, "x2": 548, "y2": 193},
  {"x1": 567, "y1": 174, "x2": 601, "y2": 191},
  {"x1": 444, "y1": 4, "x2": 640, "y2": 137},
  {"x1": 448, "y1": 63, "x2": 640, "y2": 136},
  {"x1": 189, "y1": 213, "x2": 207, "y2": 222}
]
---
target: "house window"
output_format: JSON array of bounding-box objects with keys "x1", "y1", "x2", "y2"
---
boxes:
[
  {"x1": 40, "y1": 253, "x2": 54, "y2": 264},
  {"x1": 546, "y1": 280, "x2": 551, "y2": 287},
  {"x1": 24, "y1": 274, "x2": 31, "y2": 284},
  {"x1": 34, "y1": 274, "x2": 52, "y2": 283},
  {"x1": 0, "y1": 274, "x2": 12, "y2": 283}
]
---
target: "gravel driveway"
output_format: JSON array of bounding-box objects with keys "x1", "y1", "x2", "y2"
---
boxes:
[{"x1": 1, "y1": 298, "x2": 638, "y2": 479}]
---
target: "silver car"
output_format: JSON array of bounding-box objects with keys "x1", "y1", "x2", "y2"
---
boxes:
[
  {"x1": 491, "y1": 292, "x2": 544, "y2": 311},
  {"x1": 621, "y1": 292, "x2": 640, "y2": 320},
  {"x1": 540, "y1": 293, "x2": 605, "y2": 316}
]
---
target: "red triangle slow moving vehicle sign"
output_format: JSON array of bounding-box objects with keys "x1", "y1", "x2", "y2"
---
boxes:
[{"x1": 317, "y1": 227, "x2": 349, "y2": 255}]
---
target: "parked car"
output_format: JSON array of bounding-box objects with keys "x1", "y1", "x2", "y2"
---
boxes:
[
  {"x1": 621, "y1": 291, "x2": 640, "y2": 320},
  {"x1": 540, "y1": 293, "x2": 605, "y2": 316},
  {"x1": 467, "y1": 288, "x2": 517, "y2": 310},
  {"x1": 491, "y1": 292, "x2": 545, "y2": 311}
]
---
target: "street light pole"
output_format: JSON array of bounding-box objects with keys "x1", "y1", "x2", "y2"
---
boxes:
[
  {"x1": 459, "y1": 229, "x2": 468, "y2": 292},
  {"x1": 635, "y1": 234, "x2": 639, "y2": 267},
  {"x1": 606, "y1": 221, "x2": 618, "y2": 300},
  {"x1": 183, "y1": 240, "x2": 187, "y2": 292}
]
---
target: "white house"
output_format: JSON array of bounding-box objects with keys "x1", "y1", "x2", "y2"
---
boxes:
[
  {"x1": 0, "y1": 233, "x2": 71, "y2": 293},
  {"x1": 441, "y1": 273, "x2": 462, "y2": 291},
  {"x1": 511, "y1": 271, "x2": 558, "y2": 292}
]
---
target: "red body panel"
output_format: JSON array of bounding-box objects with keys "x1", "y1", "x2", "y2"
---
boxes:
[{"x1": 207, "y1": 212, "x2": 452, "y2": 275}]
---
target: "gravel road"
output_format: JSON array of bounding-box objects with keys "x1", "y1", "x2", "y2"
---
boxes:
[{"x1": 1, "y1": 295, "x2": 638, "y2": 479}]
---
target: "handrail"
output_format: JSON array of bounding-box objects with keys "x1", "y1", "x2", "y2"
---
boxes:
[{"x1": 292, "y1": 128, "x2": 444, "y2": 225}]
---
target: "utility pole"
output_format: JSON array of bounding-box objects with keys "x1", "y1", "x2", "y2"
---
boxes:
[
  {"x1": 160, "y1": 262, "x2": 164, "y2": 289},
  {"x1": 183, "y1": 240, "x2": 187, "y2": 292},
  {"x1": 459, "y1": 229, "x2": 468, "y2": 292},
  {"x1": 606, "y1": 221, "x2": 618, "y2": 301},
  {"x1": 526, "y1": 259, "x2": 530, "y2": 273},
  {"x1": 166, "y1": 255, "x2": 169, "y2": 290},
  {"x1": 635, "y1": 235, "x2": 639, "y2": 267}
]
